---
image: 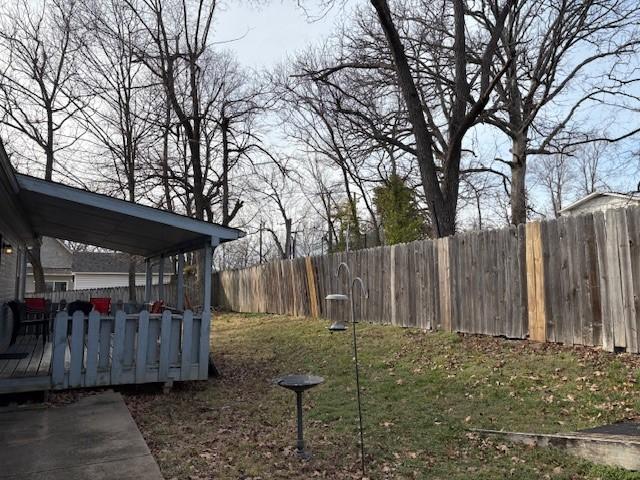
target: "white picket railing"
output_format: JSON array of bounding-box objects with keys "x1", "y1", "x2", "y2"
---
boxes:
[{"x1": 50, "y1": 309, "x2": 210, "y2": 390}]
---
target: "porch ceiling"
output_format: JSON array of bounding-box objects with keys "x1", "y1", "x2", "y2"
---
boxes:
[{"x1": 14, "y1": 174, "x2": 244, "y2": 257}]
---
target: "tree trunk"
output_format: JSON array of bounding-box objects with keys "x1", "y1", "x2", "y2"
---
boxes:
[
  {"x1": 128, "y1": 255, "x2": 137, "y2": 302},
  {"x1": 510, "y1": 131, "x2": 528, "y2": 225},
  {"x1": 27, "y1": 245, "x2": 46, "y2": 293},
  {"x1": 221, "y1": 117, "x2": 231, "y2": 225},
  {"x1": 370, "y1": 0, "x2": 452, "y2": 238},
  {"x1": 161, "y1": 102, "x2": 173, "y2": 212},
  {"x1": 284, "y1": 218, "x2": 292, "y2": 259}
]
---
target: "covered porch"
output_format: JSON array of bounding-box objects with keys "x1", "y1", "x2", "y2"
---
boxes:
[{"x1": 0, "y1": 150, "x2": 243, "y2": 394}]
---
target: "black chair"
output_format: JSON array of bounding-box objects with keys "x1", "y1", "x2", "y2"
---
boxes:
[{"x1": 67, "y1": 300, "x2": 93, "y2": 316}]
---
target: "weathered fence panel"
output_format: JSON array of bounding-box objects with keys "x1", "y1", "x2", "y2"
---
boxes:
[{"x1": 212, "y1": 206, "x2": 640, "y2": 353}]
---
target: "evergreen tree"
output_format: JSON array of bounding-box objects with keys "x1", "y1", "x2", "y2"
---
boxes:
[{"x1": 374, "y1": 175, "x2": 425, "y2": 245}]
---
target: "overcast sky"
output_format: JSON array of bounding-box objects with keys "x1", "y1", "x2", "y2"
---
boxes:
[{"x1": 212, "y1": 2, "x2": 357, "y2": 69}]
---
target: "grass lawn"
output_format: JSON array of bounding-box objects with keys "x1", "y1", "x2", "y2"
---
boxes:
[{"x1": 125, "y1": 313, "x2": 640, "y2": 479}]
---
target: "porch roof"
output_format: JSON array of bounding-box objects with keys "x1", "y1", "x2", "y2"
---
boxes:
[{"x1": 0, "y1": 141, "x2": 244, "y2": 258}]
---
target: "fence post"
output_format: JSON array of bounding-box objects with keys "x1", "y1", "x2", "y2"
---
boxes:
[
  {"x1": 526, "y1": 221, "x2": 547, "y2": 342},
  {"x1": 437, "y1": 237, "x2": 452, "y2": 332},
  {"x1": 177, "y1": 253, "x2": 185, "y2": 311},
  {"x1": 305, "y1": 256, "x2": 319, "y2": 318},
  {"x1": 144, "y1": 258, "x2": 152, "y2": 304}
]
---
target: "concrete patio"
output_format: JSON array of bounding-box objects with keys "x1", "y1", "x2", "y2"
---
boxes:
[{"x1": 0, "y1": 391, "x2": 163, "y2": 479}]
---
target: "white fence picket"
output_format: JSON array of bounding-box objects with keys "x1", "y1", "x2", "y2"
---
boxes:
[
  {"x1": 199, "y1": 311, "x2": 211, "y2": 379},
  {"x1": 158, "y1": 311, "x2": 172, "y2": 381},
  {"x1": 111, "y1": 311, "x2": 126, "y2": 384},
  {"x1": 123, "y1": 317, "x2": 137, "y2": 367},
  {"x1": 69, "y1": 311, "x2": 85, "y2": 388},
  {"x1": 85, "y1": 311, "x2": 101, "y2": 386},
  {"x1": 180, "y1": 310, "x2": 194, "y2": 381},
  {"x1": 135, "y1": 311, "x2": 150, "y2": 383},
  {"x1": 51, "y1": 312, "x2": 68, "y2": 389}
]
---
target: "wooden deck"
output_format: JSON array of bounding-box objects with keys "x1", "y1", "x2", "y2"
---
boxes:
[
  {"x1": 0, "y1": 334, "x2": 51, "y2": 377},
  {"x1": 0, "y1": 334, "x2": 52, "y2": 394},
  {"x1": 0, "y1": 309, "x2": 211, "y2": 395}
]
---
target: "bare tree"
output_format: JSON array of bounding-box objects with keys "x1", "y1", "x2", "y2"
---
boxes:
[
  {"x1": 483, "y1": 0, "x2": 640, "y2": 224},
  {"x1": 0, "y1": 0, "x2": 82, "y2": 291},
  {"x1": 299, "y1": 0, "x2": 514, "y2": 237},
  {"x1": 276, "y1": 57, "x2": 385, "y2": 246},
  {"x1": 532, "y1": 151, "x2": 576, "y2": 218},
  {"x1": 366, "y1": 0, "x2": 513, "y2": 236},
  {"x1": 77, "y1": 0, "x2": 158, "y2": 300},
  {"x1": 575, "y1": 141, "x2": 611, "y2": 196}
]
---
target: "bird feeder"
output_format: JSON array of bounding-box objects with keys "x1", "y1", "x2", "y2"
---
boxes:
[{"x1": 325, "y1": 293, "x2": 349, "y2": 331}]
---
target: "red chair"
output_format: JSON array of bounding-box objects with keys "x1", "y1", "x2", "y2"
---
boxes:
[
  {"x1": 23, "y1": 297, "x2": 50, "y2": 345},
  {"x1": 24, "y1": 297, "x2": 46, "y2": 313},
  {"x1": 90, "y1": 297, "x2": 111, "y2": 315},
  {"x1": 150, "y1": 300, "x2": 164, "y2": 314}
]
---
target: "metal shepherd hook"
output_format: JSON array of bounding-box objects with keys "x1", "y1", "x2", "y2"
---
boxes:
[{"x1": 336, "y1": 261, "x2": 369, "y2": 476}]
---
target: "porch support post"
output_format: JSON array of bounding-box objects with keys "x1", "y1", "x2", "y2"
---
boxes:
[
  {"x1": 158, "y1": 256, "x2": 165, "y2": 300},
  {"x1": 198, "y1": 241, "x2": 215, "y2": 379},
  {"x1": 14, "y1": 247, "x2": 22, "y2": 299},
  {"x1": 177, "y1": 253, "x2": 185, "y2": 311},
  {"x1": 203, "y1": 245, "x2": 212, "y2": 313},
  {"x1": 18, "y1": 246, "x2": 27, "y2": 300},
  {"x1": 144, "y1": 258, "x2": 152, "y2": 304}
]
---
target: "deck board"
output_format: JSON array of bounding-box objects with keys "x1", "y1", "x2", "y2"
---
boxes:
[
  {"x1": 0, "y1": 336, "x2": 37, "y2": 378},
  {"x1": 36, "y1": 342, "x2": 53, "y2": 377}
]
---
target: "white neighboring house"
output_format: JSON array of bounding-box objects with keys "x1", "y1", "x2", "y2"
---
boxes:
[
  {"x1": 26, "y1": 237, "x2": 171, "y2": 293},
  {"x1": 559, "y1": 192, "x2": 640, "y2": 217}
]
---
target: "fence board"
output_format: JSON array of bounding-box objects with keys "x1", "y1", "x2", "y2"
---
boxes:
[
  {"x1": 626, "y1": 208, "x2": 640, "y2": 351},
  {"x1": 181, "y1": 310, "x2": 194, "y2": 380},
  {"x1": 111, "y1": 311, "x2": 126, "y2": 384},
  {"x1": 51, "y1": 312, "x2": 68, "y2": 389},
  {"x1": 438, "y1": 238, "x2": 452, "y2": 332},
  {"x1": 135, "y1": 311, "x2": 150, "y2": 383},
  {"x1": 85, "y1": 311, "x2": 100, "y2": 386},
  {"x1": 158, "y1": 310, "x2": 172, "y2": 381},
  {"x1": 69, "y1": 311, "x2": 85, "y2": 388},
  {"x1": 605, "y1": 209, "x2": 627, "y2": 349},
  {"x1": 526, "y1": 222, "x2": 546, "y2": 342}
]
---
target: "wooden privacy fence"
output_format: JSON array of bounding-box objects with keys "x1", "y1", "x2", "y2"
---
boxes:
[
  {"x1": 50, "y1": 309, "x2": 210, "y2": 390},
  {"x1": 37, "y1": 280, "x2": 200, "y2": 309},
  {"x1": 214, "y1": 206, "x2": 640, "y2": 353}
]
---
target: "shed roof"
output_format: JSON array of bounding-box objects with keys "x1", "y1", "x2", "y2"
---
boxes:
[
  {"x1": 0, "y1": 141, "x2": 244, "y2": 257},
  {"x1": 559, "y1": 191, "x2": 640, "y2": 214}
]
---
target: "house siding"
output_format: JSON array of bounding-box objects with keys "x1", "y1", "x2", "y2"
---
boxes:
[
  {"x1": 39, "y1": 237, "x2": 72, "y2": 268},
  {"x1": 562, "y1": 196, "x2": 640, "y2": 216},
  {"x1": 25, "y1": 273, "x2": 74, "y2": 294},
  {"x1": 73, "y1": 273, "x2": 169, "y2": 290},
  {"x1": 0, "y1": 249, "x2": 17, "y2": 302}
]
